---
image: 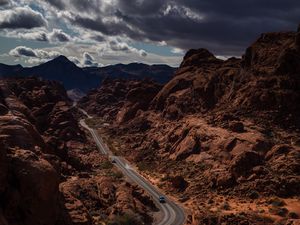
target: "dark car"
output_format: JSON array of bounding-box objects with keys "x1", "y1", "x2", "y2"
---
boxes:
[
  {"x1": 111, "y1": 159, "x2": 116, "y2": 163},
  {"x1": 159, "y1": 196, "x2": 166, "y2": 203}
]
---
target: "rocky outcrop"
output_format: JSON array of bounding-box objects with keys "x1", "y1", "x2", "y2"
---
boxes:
[
  {"x1": 79, "y1": 25, "x2": 300, "y2": 225},
  {"x1": 0, "y1": 78, "x2": 70, "y2": 225},
  {"x1": 230, "y1": 150, "x2": 262, "y2": 178},
  {"x1": 0, "y1": 77, "x2": 156, "y2": 225},
  {"x1": 150, "y1": 30, "x2": 300, "y2": 128},
  {"x1": 170, "y1": 128, "x2": 201, "y2": 160},
  {"x1": 3, "y1": 149, "x2": 59, "y2": 225},
  {"x1": 79, "y1": 79, "x2": 162, "y2": 123}
]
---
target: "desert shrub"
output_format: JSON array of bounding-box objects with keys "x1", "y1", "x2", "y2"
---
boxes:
[
  {"x1": 107, "y1": 171, "x2": 123, "y2": 179},
  {"x1": 100, "y1": 161, "x2": 113, "y2": 170},
  {"x1": 288, "y1": 212, "x2": 299, "y2": 219},
  {"x1": 268, "y1": 198, "x2": 286, "y2": 207}
]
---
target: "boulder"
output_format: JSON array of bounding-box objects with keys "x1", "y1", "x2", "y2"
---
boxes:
[
  {"x1": 170, "y1": 176, "x2": 189, "y2": 191},
  {"x1": 228, "y1": 121, "x2": 245, "y2": 133},
  {"x1": 265, "y1": 144, "x2": 292, "y2": 160},
  {"x1": 180, "y1": 48, "x2": 222, "y2": 68},
  {"x1": 0, "y1": 115, "x2": 45, "y2": 150},
  {"x1": 170, "y1": 133, "x2": 200, "y2": 160},
  {"x1": 215, "y1": 172, "x2": 236, "y2": 188},
  {"x1": 4, "y1": 149, "x2": 59, "y2": 225},
  {"x1": 230, "y1": 151, "x2": 262, "y2": 177}
]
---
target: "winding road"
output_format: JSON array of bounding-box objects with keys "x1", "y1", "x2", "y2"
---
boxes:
[{"x1": 78, "y1": 108, "x2": 186, "y2": 225}]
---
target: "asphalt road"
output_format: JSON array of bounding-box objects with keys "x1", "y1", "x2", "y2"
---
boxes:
[{"x1": 78, "y1": 109, "x2": 186, "y2": 225}]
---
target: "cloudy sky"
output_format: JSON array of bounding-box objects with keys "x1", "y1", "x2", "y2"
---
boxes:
[{"x1": 0, "y1": 0, "x2": 299, "y2": 67}]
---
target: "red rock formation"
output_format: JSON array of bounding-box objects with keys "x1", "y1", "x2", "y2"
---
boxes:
[
  {"x1": 80, "y1": 25, "x2": 300, "y2": 224},
  {"x1": 0, "y1": 77, "x2": 156, "y2": 225},
  {"x1": 0, "y1": 78, "x2": 67, "y2": 225},
  {"x1": 79, "y1": 79, "x2": 162, "y2": 123}
]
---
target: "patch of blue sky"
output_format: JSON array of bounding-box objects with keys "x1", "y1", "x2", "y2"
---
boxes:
[
  {"x1": 29, "y1": 2, "x2": 45, "y2": 15},
  {"x1": 0, "y1": 36, "x2": 55, "y2": 54}
]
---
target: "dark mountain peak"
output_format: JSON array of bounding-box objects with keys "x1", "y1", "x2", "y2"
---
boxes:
[
  {"x1": 1, "y1": 56, "x2": 175, "y2": 91},
  {"x1": 50, "y1": 55, "x2": 74, "y2": 64},
  {"x1": 35, "y1": 55, "x2": 80, "y2": 72}
]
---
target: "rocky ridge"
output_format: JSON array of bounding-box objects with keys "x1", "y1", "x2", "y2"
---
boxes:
[
  {"x1": 79, "y1": 26, "x2": 300, "y2": 224},
  {"x1": 0, "y1": 77, "x2": 156, "y2": 225}
]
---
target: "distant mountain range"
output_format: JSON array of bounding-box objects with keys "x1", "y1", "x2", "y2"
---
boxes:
[{"x1": 0, "y1": 55, "x2": 176, "y2": 92}]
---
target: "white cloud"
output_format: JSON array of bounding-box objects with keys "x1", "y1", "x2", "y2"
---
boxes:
[
  {"x1": 171, "y1": 47, "x2": 184, "y2": 54},
  {"x1": 25, "y1": 57, "x2": 47, "y2": 64},
  {"x1": 6, "y1": 42, "x2": 181, "y2": 67},
  {"x1": 9, "y1": 46, "x2": 36, "y2": 57},
  {"x1": 9, "y1": 46, "x2": 60, "y2": 62},
  {"x1": 7, "y1": 30, "x2": 49, "y2": 41},
  {"x1": 68, "y1": 56, "x2": 81, "y2": 65},
  {"x1": 0, "y1": 6, "x2": 47, "y2": 29},
  {"x1": 98, "y1": 39, "x2": 148, "y2": 57},
  {"x1": 162, "y1": 3, "x2": 204, "y2": 21},
  {"x1": 4, "y1": 28, "x2": 72, "y2": 42},
  {"x1": 82, "y1": 52, "x2": 99, "y2": 67},
  {"x1": 49, "y1": 29, "x2": 71, "y2": 42}
]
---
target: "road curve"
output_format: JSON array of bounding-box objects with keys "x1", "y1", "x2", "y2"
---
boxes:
[{"x1": 78, "y1": 109, "x2": 186, "y2": 225}]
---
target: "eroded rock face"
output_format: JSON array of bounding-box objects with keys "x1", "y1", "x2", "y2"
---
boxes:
[
  {"x1": 0, "y1": 115, "x2": 45, "y2": 150},
  {"x1": 149, "y1": 30, "x2": 299, "y2": 129},
  {"x1": 170, "y1": 129, "x2": 201, "y2": 160},
  {"x1": 3, "y1": 149, "x2": 59, "y2": 225},
  {"x1": 230, "y1": 151, "x2": 262, "y2": 178},
  {"x1": 79, "y1": 79, "x2": 162, "y2": 124},
  {"x1": 0, "y1": 78, "x2": 70, "y2": 225},
  {"x1": 0, "y1": 77, "x2": 157, "y2": 225},
  {"x1": 59, "y1": 176, "x2": 156, "y2": 225},
  {"x1": 0, "y1": 143, "x2": 7, "y2": 194}
]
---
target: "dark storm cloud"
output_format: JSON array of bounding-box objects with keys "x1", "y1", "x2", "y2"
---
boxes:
[
  {"x1": 177, "y1": 0, "x2": 300, "y2": 19},
  {"x1": 0, "y1": 7, "x2": 47, "y2": 29},
  {"x1": 0, "y1": 0, "x2": 10, "y2": 6},
  {"x1": 4, "y1": 0, "x2": 300, "y2": 57},
  {"x1": 114, "y1": 0, "x2": 300, "y2": 55},
  {"x1": 65, "y1": 0, "x2": 300, "y2": 55},
  {"x1": 70, "y1": 15, "x2": 142, "y2": 39},
  {"x1": 89, "y1": 34, "x2": 105, "y2": 42},
  {"x1": 72, "y1": 0, "x2": 101, "y2": 13},
  {"x1": 116, "y1": 0, "x2": 165, "y2": 15},
  {"x1": 45, "y1": 0, "x2": 65, "y2": 10}
]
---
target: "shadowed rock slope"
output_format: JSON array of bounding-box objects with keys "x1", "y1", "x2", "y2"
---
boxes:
[{"x1": 0, "y1": 77, "x2": 156, "y2": 225}]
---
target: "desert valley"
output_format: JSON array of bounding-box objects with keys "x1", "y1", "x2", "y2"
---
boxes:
[{"x1": 0, "y1": 1, "x2": 300, "y2": 224}]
